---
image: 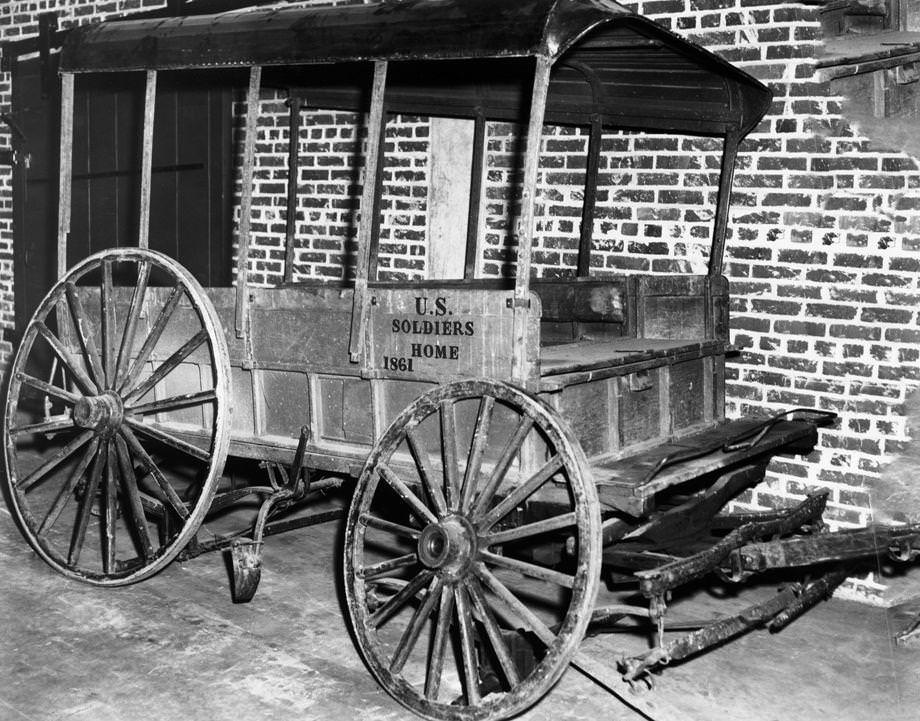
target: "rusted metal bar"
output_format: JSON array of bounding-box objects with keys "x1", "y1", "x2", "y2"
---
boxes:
[
  {"x1": 235, "y1": 65, "x2": 262, "y2": 339},
  {"x1": 283, "y1": 92, "x2": 305, "y2": 284},
  {"x1": 57, "y1": 72, "x2": 74, "y2": 279},
  {"x1": 708, "y1": 130, "x2": 740, "y2": 277},
  {"x1": 138, "y1": 70, "x2": 157, "y2": 249},
  {"x1": 768, "y1": 567, "x2": 849, "y2": 631},
  {"x1": 463, "y1": 111, "x2": 486, "y2": 279},
  {"x1": 622, "y1": 584, "x2": 802, "y2": 682},
  {"x1": 349, "y1": 60, "x2": 388, "y2": 362},
  {"x1": 634, "y1": 491, "x2": 829, "y2": 597},
  {"x1": 511, "y1": 56, "x2": 551, "y2": 384}
]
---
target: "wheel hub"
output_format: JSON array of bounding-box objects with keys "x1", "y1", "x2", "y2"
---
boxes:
[
  {"x1": 417, "y1": 515, "x2": 477, "y2": 579},
  {"x1": 73, "y1": 392, "x2": 124, "y2": 435}
]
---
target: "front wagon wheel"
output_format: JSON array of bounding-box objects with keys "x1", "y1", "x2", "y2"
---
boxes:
[
  {"x1": 3, "y1": 248, "x2": 231, "y2": 585},
  {"x1": 344, "y1": 380, "x2": 601, "y2": 721}
]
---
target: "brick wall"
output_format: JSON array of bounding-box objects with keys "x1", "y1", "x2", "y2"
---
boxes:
[{"x1": 2, "y1": 0, "x2": 919, "y2": 602}]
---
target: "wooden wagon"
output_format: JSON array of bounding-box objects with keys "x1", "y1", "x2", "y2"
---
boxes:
[{"x1": 5, "y1": 1, "x2": 917, "y2": 719}]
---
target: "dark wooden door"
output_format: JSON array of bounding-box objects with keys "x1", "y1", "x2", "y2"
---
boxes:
[{"x1": 11, "y1": 60, "x2": 233, "y2": 336}]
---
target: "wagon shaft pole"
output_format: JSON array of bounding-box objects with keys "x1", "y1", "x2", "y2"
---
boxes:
[{"x1": 634, "y1": 491, "x2": 829, "y2": 597}]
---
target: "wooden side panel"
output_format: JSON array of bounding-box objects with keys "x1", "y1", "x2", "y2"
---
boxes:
[
  {"x1": 261, "y1": 370, "x2": 311, "y2": 437},
  {"x1": 669, "y1": 358, "x2": 705, "y2": 432},
  {"x1": 555, "y1": 379, "x2": 612, "y2": 459},
  {"x1": 617, "y1": 369, "x2": 661, "y2": 448},
  {"x1": 317, "y1": 375, "x2": 374, "y2": 446},
  {"x1": 364, "y1": 287, "x2": 540, "y2": 385}
]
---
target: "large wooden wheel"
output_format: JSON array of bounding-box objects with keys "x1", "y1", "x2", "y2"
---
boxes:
[
  {"x1": 3, "y1": 248, "x2": 231, "y2": 585},
  {"x1": 344, "y1": 380, "x2": 601, "y2": 721}
]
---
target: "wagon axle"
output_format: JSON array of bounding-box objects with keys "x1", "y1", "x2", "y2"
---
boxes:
[{"x1": 72, "y1": 392, "x2": 123, "y2": 435}]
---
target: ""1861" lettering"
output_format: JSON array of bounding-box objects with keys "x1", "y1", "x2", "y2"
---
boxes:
[{"x1": 382, "y1": 355, "x2": 414, "y2": 372}]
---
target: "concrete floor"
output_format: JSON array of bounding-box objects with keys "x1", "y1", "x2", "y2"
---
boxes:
[{"x1": 2, "y1": 499, "x2": 919, "y2": 721}]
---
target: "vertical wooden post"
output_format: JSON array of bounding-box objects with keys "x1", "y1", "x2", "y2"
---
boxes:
[
  {"x1": 463, "y1": 112, "x2": 486, "y2": 280},
  {"x1": 366, "y1": 99, "x2": 389, "y2": 282},
  {"x1": 577, "y1": 117, "x2": 602, "y2": 278},
  {"x1": 511, "y1": 57, "x2": 551, "y2": 384},
  {"x1": 57, "y1": 72, "x2": 74, "y2": 279},
  {"x1": 349, "y1": 61, "x2": 389, "y2": 362},
  {"x1": 708, "y1": 131, "x2": 740, "y2": 278},
  {"x1": 283, "y1": 92, "x2": 305, "y2": 284},
  {"x1": 235, "y1": 65, "x2": 261, "y2": 340},
  {"x1": 138, "y1": 69, "x2": 157, "y2": 250}
]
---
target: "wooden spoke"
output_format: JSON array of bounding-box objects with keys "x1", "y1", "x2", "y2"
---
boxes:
[
  {"x1": 34, "y1": 323, "x2": 98, "y2": 396},
  {"x1": 101, "y1": 258, "x2": 116, "y2": 387},
  {"x1": 119, "y1": 425, "x2": 190, "y2": 521},
  {"x1": 378, "y1": 464, "x2": 437, "y2": 526},
  {"x1": 454, "y1": 583, "x2": 481, "y2": 705},
  {"x1": 389, "y1": 576, "x2": 444, "y2": 674},
  {"x1": 124, "y1": 417, "x2": 210, "y2": 462},
  {"x1": 360, "y1": 513, "x2": 421, "y2": 540},
  {"x1": 478, "y1": 455, "x2": 564, "y2": 532},
  {"x1": 460, "y1": 394, "x2": 494, "y2": 513},
  {"x1": 38, "y1": 438, "x2": 101, "y2": 535},
  {"x1": 9, "y1": 417, "x2": 75, "y2": 438},
  {"x1": 118, "y1": 283, "x2": 182, "y2": 395},
  {"x1": 465, "y1": 577, "x2": 521, "y2": 687},
  {"x1": 405, "y1": 427, "x2": 447, "y2": 518},
  {"x1": 114, "y1": 434, "x2": 154, "y2": 560},
  {"x1": 480, "y1": 549, "x2": 575, "y2": 589},
  {"x1": 424, "y1": 581, "x2": 455, "y2": 700},
  {"x1": 102, "y1": 441, "x2": 117, "y2": 574},
  {"x1": 471, "y1": 415, "x2": 534, "y2": 519},
  {"x1": 474, "y1": 562, "x2": 555, "y2": 646},
  {"x1": 369, "y1": 570, "x2": 435, "y2": 629},
  {"x1": 67, "y1": 442, "x2": 107, "y2": 566},
  {"x1": 16, "y1": 372, "x2": 80, "y2": 405},
  {"x1": 113, "y1": 259, "x2": 151, "y2": 389},
  {"x1": 484, "y1": 511, "x2": 577, "y2": 546},
  {"x1": 439, "y1": 399, "x2": 460, "y2": 511},
  {"x1": 18, "y1": 430, "x2": 95, "y2": 493},
  {"x1": 124, "y1": 329, "x2": 208, "y2": 403},
  {"x1": 359, "y1": 552, "x2": 418, "y2": 581},
  {"x1": 64, "y1": 281, "x2": 106, "y2": 391},
  {"x1": 127, "y1": 389, "x2": 216, "y2": 416}
]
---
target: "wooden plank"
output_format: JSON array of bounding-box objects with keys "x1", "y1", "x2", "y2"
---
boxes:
[
  {"x1": 591, "y1": 420, "x2": 818, "y2": 515},
  {"x1": 234, "y1": 65, "x2": 262, "y2": 339},
  {"x1": 349, "y1": 60, "x2": 388, "y2": 362},
  {"x1": 57, "y1": 72, "x2": 74, "y2": 279},
  {"x1": 540, "y1": 337, "x2": 724, "y2": 377},
  {"x1": 138, "y1": 69, "x2": 157, "y2": 250}
]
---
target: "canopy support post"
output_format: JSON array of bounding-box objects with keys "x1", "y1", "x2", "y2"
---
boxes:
[
  {"x1": 463, "y1": 111, "x2": 486, "y2": 280},
  {"x1": 708, "y1": 130, "x2": 740, "y2": 278},
  {"x1": 511, "y1": 56, "x2": 551, "y2": 385},
  {"x1": 138, "y1": 69, "x2": 157, "y2": 250},
  {"x1": 349, "y1": 61, "x2": 389, "y2": 362},
  {"x1": 283, "y1": 91, "x2": 306, "y2": 285},
  {"x1": 235, "y1": 65, "x2": 262, "y2": 341},
  {"x1": 577, "y1": 116, "x2": 602, "y2": 278},
  {"x1": 56, "y1": 72, "x2": 74, "y2": 279}
]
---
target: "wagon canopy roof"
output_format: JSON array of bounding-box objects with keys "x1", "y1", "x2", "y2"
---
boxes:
[{"x1": 59, "y1": 0, "x2": 772, "y2": 135}]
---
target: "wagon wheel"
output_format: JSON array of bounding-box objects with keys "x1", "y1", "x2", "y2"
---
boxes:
[
  {"x1": 344, "y1": 379, "x2": 601, "y2": 721},
  {"x1": 3, "y1": 248, "x2": 231, "y2": 585}
]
